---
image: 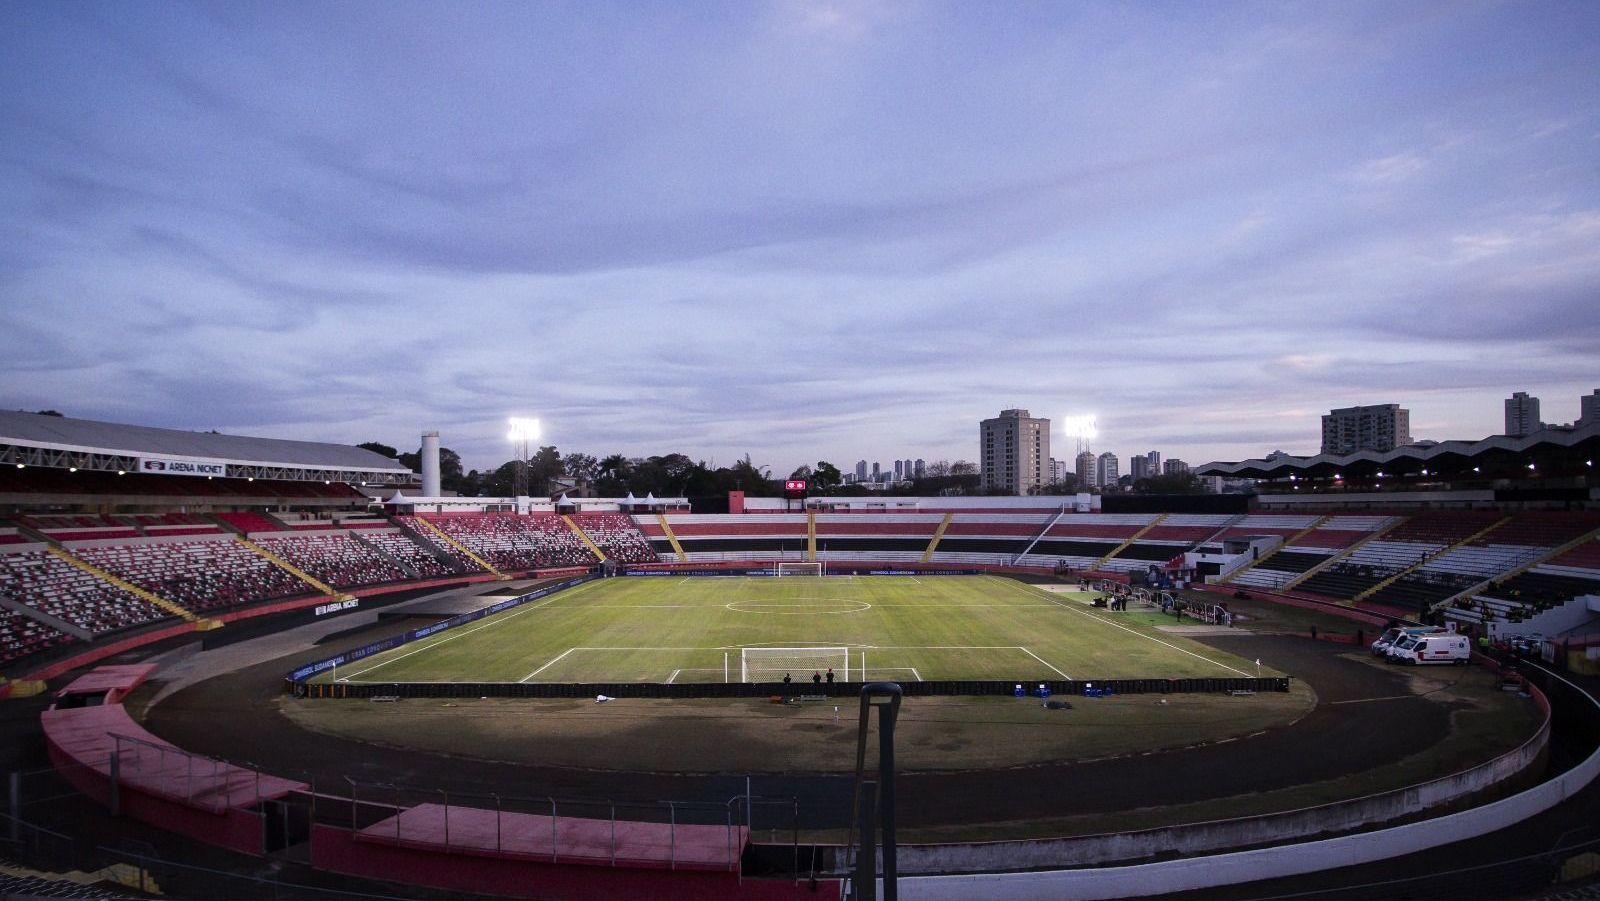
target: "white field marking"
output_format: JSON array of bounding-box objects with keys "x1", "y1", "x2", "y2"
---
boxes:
[
  {"x1": 912, "y1": 667, "x2": 922, "y2": 681},
  {"x1": 1329, "y1": 695, "x2": 1416, "y2": 705},
  {"x1": 588, "y1": 604, "x2": 692, "y2": 609},
  {"x1": 991, "y1": 577, "x2": 1252, "y2": 677},
  {"x1": 725, "y1": 600, "x2": 871, "y2": 615},
  {"x1": 520, "y1": 647, "x2": 578, "y2": 683},
  {"x1": 666, "y1": 669, "x2": 681, "y2": 684},
  {"x1": 1019, "y1": 647, "x2": 1071, "y2": 679},
  {"x1": 341, "y1": 584, "x2": 598, "y2": 679}
]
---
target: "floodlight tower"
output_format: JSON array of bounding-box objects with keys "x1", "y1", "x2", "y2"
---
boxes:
[
  {"x1": 1063, "y1": 415, "x2": 1098, "y2": 457},
  {"x1": 507, "y1": 417, "x2": 540, "y2": 498}
]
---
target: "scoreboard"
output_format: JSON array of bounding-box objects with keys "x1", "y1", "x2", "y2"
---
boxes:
[{"x1": 784, "y1": 479, "x2": 807, "y2": 499}]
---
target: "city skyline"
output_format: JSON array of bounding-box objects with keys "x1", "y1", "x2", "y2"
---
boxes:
[{"x1": 2, "y1": 3, "x2": 1597, "y2": 476}]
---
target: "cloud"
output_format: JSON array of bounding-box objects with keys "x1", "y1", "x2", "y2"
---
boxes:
[{"x1": 2, "y1": 1, "x2": 1599, "y2": 476}]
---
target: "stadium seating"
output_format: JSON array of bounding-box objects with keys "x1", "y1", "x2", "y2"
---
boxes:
[
  {"x1": 73, "y1": 538, "x2": 310, "y2": 611},
  {"x1": 18, "y1": 514, "x2": 139, "y2": 542},
  {"x1": 572, "y1": 514, "x2": 658, "y2": 564},
  {"x1": 662, "y1": 514, "x2": 810, "y2": 562},
  {"x1": 360, "y1": 529, "x2": 463, "y2": 579},
  {"x1": 1368, "y1": 512, "x2": 1600, "y2": 611},
  {"x1": 1, "y1": 606, "x2": 74, "y2": 665},
  {"x1": 1014, "y1": 513, "x2": 1160, "y2": 569},
  {"x1": 0, "y1": 550, "x2": 168, "y2": 634},
  {"x1": 254, "y1": 534, "x2": 409, "y2": 589},
  {"x1": 127, "y1": 513, "x2": 224, "y2": 537},
  {"x1": 214, "y1": 511, "x2": 288, "y2": 534},
  {"x1": 814, "y1": 514, "x2": 943, "y2": 564},
  {"x1": 414, "y1": 514, "x2": 597, "y2": 571}
]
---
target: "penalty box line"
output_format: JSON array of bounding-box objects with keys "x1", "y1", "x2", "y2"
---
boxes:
[{"x1": 990, "y1": 576, "x2": 1252, "y2": 677}]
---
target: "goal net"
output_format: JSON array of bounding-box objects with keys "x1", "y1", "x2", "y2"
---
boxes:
[
  {"x1": 776, "y1": 561, "x2": 825, "y2": 577},
  {"x1": 741, "y1": 647, "x2": 849, "y2": 683}
]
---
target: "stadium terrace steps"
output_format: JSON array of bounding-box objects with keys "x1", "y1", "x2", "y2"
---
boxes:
[
  {"x1": 1220, "y1": 515, "x2": 1330, "y2": 585},
  {"x1": 406, "y1": 516, "x2": 504, "y2": 577},
  {"x1": 237, "y1": 537, "x2": 347, "y2": 599},
  {"x1": 45, "y1": 546, "x2": 202, "y2": 624},
  {"x1": 1438, "y1": 526, "x2": 1600, "y2": 624},
  {"x1": 1093, "y1": 514, "x2": 1168, "y2": 570},
  {"x1": 254, "y1": 533, "x2": 409, "y2": 590},
  {"x1": 650, "y1": 513, "x2": 688, "y2": 562},
  {"x1": 561, "y1": 514, "x2": 606, "y2": 563},
  {"x1": 0, "y1": 550, "x2": 166, "y2": 636},
  {"x1": 922, "y1": 512, "x2": 954, "y2": 563},
  {"x1": 1283, "y1": 516, "x2": 1407, "y2": 592},
  {"x1": 1353, "y1": 516, "x2": 1510, "y2": 606},
  {"x1": 358, "y1": 529, "x2": 461, "y2": 580}
]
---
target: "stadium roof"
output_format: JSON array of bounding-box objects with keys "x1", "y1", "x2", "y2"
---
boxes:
[
  {"x1": 0, "y1": 410, "x2": 412, "y2": 477},
  {"x1": 1196, "y1": 421, "x2": 1600, "y2": 479}
]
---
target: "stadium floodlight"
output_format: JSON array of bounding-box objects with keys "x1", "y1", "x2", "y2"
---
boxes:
[
  {"x1": 507, "y1": 417, "x2": 540, "y2": 443},
  {"x1": 1061, "y1": 415, "x2": 1098, "y2": 440}
]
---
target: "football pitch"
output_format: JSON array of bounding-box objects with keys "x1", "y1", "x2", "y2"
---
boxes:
[{"x1": 320, "y1": 575, "x2": 1265, "y2": 685}]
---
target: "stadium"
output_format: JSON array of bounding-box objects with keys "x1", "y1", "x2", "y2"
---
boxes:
[{"x1": 2, "y1": 410, "x2": 1599, "y2": 901}]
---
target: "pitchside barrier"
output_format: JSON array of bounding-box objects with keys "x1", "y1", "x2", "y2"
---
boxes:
[
  {"x1": 296, "y1": 676, "x2": 1290, "y2": 700},
  {"x1": 284, "y1": 574, "x2": 598, "y2": 688}
]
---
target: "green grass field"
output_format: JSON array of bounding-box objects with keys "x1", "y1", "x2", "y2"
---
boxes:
[{"x1": 319, "y1": 575, "x2": 1268, "y2": 685}]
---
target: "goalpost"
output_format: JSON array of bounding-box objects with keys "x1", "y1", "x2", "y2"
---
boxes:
[
  {"x1": 775, "y1": 561, "x2": 826, "y2": 577},
  {"x1": 741, "y1": 647, "x2": 849, "y2": 683}
]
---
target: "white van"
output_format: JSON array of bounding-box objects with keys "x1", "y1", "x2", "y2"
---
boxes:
[
  {"x1": 1372, "y1": 626, "x2": 1444, "y2": 657},
  {"x1": 1389, "y1": 634, "x2": 1471, "y2": 665}
]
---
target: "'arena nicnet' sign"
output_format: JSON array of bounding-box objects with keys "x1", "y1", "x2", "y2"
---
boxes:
[{"x1": 138, "y1": 456, "x2": 227, "y2": 477}]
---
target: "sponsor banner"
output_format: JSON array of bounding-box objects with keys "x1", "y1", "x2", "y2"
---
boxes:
[
  {"x1": 288, "y1": 575, "x2": 594, "y2": 683},
  {"x1": 138, "y1": 456, "x2": 228, "y2": 477},
  {"x1": 314, "y1": 598, "x2": 360, "y2": 617}
]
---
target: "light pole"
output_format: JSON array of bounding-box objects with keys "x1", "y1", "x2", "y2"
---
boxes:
[{"x1": 507, "y1": 417, "x2": 540, "y2": 498}]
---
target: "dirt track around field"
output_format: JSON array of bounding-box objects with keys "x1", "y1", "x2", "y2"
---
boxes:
[{"x1": 136, "y1": 630, "x2": 1532, "y2": 835}]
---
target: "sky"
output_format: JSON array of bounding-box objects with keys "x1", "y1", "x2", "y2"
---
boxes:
[{"x1": 1, "y1": 1, "x2": 1597, "y2": 477}]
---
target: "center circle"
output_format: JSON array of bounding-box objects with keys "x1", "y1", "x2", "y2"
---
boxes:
[{"x1": 726, "y1": 599, "x2": 872, "y2": 615}]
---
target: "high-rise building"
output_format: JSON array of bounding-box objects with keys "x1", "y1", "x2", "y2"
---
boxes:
[
  {"x1": 1321, "y1": 404, "x2": 1412, "y2": 455},
  {"x1": 1129, "y1": 455, "x2": 1149, "y2": 480},
  {"x1": 1145, "y1": 451, "x2": 1161, "y2": 475},
  {"x1": 1505, "y1": 392, "x2": 1541, "y2": 437},
  {"x1": 980, "y1": 409, "x2": 1051, "y2": 495},
  {"x1": 1075, "y1": 450, "x2": 1097, "y2": 488},
  {"x1": 914, "y1": 459, "x2": 925, "y2": 479},
  {"x1": 1163, "y1": 459, "x2": 1189, "y2": 476},
  {"x1": 871, "y1": 462, "x2": 881, "y2": 481},
  {"x1": 855, "y1": 460, "x2": 868, "y2": 482},
  {"x1": 1580, "y1": 389, "x2": 1599, "y2": 426},
  {"x1": 1095, "y1": 452, "x2": 1119, "y2": 488}
]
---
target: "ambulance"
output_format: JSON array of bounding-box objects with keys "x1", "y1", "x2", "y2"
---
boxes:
[{"x1": 1388, "y1": 633, "x2": 1471, "y2": 665}]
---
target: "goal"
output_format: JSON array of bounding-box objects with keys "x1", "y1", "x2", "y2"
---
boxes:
[
  {"x1": 741, "y1": 647, "x2": 849, "y2": 683},
  {"x1": 775, "y1": 561, "x2": 825, "y2": 577}
]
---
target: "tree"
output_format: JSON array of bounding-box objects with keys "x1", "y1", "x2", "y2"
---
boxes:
[
  {"x1": 528, "y1": 445, "x2": 564, "y2": 495},
  {"x1": 564, "y1": 452, "x2": 599, "y2": 483},
  {"x1": 950, "y1": 461, "x2": 977, "y2": 476},
  {"x1": 812, "y1": 461, "x2": 843, "y2": 491},
  {"x1": 729, "y1": 454, "x2": 777, "y2": 495},
  {"x1": 789, "y1": 464, "x2": 814, "y2": 481},
  {"x1": 925, "y1": 460, "x2": 952, "y2": 479},
  {"x1": 357, "y1": 441, "x2": 398, "y2": 459}
]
